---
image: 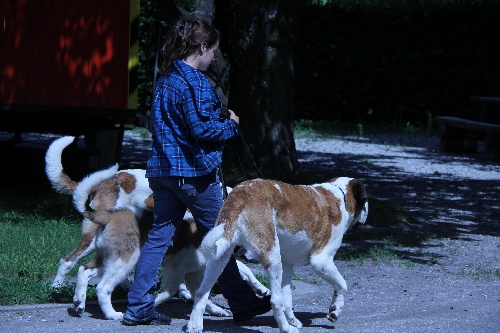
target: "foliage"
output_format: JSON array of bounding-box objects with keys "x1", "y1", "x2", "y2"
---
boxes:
[
  {"x1": 295, "y1": 0, "x2": 500, "y2": 127},
  {"x1": 137, "y1": 0, "x2": 168, "y2": 118}
]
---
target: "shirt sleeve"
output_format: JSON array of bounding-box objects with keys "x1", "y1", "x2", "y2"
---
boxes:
[{"x1": 181, "y1": 76, "x2": 240, "y2": 143}]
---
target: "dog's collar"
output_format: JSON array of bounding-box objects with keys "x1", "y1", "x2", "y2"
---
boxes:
[{"x1": 335, "y1": 185, "x2": 347, "y2": 208}]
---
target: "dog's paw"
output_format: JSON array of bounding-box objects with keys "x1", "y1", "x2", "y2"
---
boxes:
[
  {"x1": 206, "y1": 308, "x2": 232, "y2": 317},
  {"x1": 326, "y1": 310, "x2": 338, "y2": 322},
  {"x1": 106, "y1": 311, "x2": 123, "y2": 320},
  {"x1": 187, "y1": 318, "x2": 204, "y2": 333},
  {"x1": 178, "y1": 289, "x2": 192, "y2": 301},
  {"x1": 282, "y1": 325, "x2": 300, "y2": 333},
  {"x1": 288, "y1": 317, "x2": 303, "y2": 328},
  {"x1": 73, "y1": 301, "x2": 85, "y2": 315},
  {"x1": 204, "y1": 302, "x2": 232, "y2": 317},
  {"x1": 256, "y1": 286, "x2": 271, "y2": 297}
]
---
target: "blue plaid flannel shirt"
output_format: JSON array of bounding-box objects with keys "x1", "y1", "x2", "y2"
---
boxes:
[{"x1": 146, "y1": 59, "x2": 239, "y2": 178}]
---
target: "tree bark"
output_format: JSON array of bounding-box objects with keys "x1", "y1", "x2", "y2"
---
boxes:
[{"x1": 216, "y1": 0, "x2": 299, "y2": 180}]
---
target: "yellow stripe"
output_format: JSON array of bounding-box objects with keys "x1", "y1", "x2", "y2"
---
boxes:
[{"x1": 128, "y1": 0, "x2": 140, "y2": 109}]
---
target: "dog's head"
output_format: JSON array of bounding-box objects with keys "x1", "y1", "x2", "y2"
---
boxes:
[{"x1": 330, "y1": 177, "x2": 368, "y2": 229}]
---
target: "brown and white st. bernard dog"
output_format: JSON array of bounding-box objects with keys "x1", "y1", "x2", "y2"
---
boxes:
[
  {"x1": 45, "y1": 136, "x2": 153, "y2": 288},
  {"x1": 188, "y1": 177, "x2": 368, "y2": 333}
]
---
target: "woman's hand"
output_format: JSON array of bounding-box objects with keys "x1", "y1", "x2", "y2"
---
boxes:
[{"x1": 228, "y1": 109, "x2": 239, "y2": 124}]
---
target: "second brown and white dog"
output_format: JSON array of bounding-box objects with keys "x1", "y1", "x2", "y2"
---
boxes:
[
  {"x1": 71, "y1": 164, "x2": 270, "y2": 320},
  {"x1": 188, "y1": 177, "x2": 368, "y2": 333},
  {"x1": 45, "y1": 136, "x2": 153, "y2": 288}
]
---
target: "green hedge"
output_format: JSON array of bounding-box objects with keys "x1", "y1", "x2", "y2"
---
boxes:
[{"x1": 295, "y1": 0, "x2": 500, "y2": 127}]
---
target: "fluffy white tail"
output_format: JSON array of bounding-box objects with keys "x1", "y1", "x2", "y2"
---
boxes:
[
  {"x1": 73, "y1": 164, "x2": 119, "y2": 214},
  {"x1": 200, "y1": 223, "x2": 233, "y2": 261},
  {"x1": 45, "y1": 136, "x2": 78, "y2": 195}
]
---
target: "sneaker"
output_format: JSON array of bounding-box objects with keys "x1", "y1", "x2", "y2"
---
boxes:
[
  {"x1": 233, "y1": 295, "x2": 272, "y2": 323},
  {"x1": 121, "y1": 313, "x2": 172, "y2": 326}
]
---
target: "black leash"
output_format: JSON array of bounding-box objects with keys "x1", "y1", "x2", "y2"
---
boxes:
[
  {"x1": 218, "y1": 122, "x2": 262, "y2": 200},
  {"x1": 235, "y1": 123, "x2": 263, "y2": 179}
]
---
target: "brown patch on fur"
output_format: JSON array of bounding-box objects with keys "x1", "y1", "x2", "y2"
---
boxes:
[
  {"x1": 87, "y1": 208, "x2": 141, "y2": 263},
  {"x1": 90, "y1": 179, "x2": 120, "y2": 209},
  {"x1": 167, "y1": 218, "x2": 203, "y2": 255},
  {"x1": 84, "y1": 256, "x2": 103, "y2": 270},
  {"x1": 217, "y1": 180, "x2": 278, "y2": 268},
  {"x1": 60, "y1": 172, "x2": 79, "y2": 193},
  {"x1": 137, "y1": 211, "x2": 153, "y2": 245},
  {"x1": 62, "y1": 224, "x2": 99, "y2": 262},
  {"x1": 273, "y1": 183, "x2": 342, "y2": 254},
  {"x1": 117, "y1": 172, "x2": 137, "y2": 194},
  {"x1": 144, "y1": 194, "x2": 154, "y2": 211}
]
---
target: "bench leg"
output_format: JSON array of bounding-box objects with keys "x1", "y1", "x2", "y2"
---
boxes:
[
  {"x1": 439, "y1": 125, "x2": 464, "y2": 152},
  {"x1": 485, "y1": 133, "x2": 500, "y2": 161},
  {"x1": 439, "y1": 125, "x2": 479, "y2": 153},
  {"x1": 463, "y1": 131, "x2": 479, "y2": 153}
]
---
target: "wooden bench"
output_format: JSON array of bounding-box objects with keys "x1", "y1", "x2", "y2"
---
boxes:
[{"x1": 435, "y1": 97, "x2": 500, "y2": 161}]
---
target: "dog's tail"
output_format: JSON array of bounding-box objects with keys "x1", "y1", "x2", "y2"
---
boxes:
[
  {"x1": 45, "y1": 136, "x2": 78, "y2": 195},
  {"x1": 72, "y1": 163, "x2": 119, "y2": 215},
  {"x1": 80, "y1": 202, "x2": 114, "y2": 227},
  {"x1": 200, "y1": 223, "x2": 232, "y2": 261}
]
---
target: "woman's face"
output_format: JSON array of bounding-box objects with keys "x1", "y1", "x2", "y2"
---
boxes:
[{"x1": 198, "y1": 42, "x2": 219, "y2": 71}]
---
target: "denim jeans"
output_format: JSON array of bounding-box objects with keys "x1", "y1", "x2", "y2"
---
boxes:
[{"x1": 123, "y1": 170, "x2": 258, "y2": 322}]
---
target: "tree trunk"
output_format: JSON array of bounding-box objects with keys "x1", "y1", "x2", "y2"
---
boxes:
[{"x1": 216, "y1": 0, "x2": 299, "y2": 181}]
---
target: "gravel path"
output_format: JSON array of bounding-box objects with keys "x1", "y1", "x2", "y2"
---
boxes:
[{"x1": 1, "y1": 130, "x2": 499, "y2": 333}]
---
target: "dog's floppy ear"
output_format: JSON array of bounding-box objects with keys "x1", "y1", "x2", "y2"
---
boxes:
[
  {"x1": 350, "y1": 179, "x2": 368, "y2": 219},
  {"x1": 351, "y1": 179, "x2": 367, "y2": 204}
]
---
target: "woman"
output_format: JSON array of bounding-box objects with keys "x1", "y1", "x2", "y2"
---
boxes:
[{"x1": 121, "y1": 18, "x2": 271, "y2": 326}]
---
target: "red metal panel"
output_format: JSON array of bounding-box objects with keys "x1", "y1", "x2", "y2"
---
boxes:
[
  {"x1": 38, "y1": 0, "x2": 53, "y2": 105},
  {"x1": 87, "y1": 1, "x2": 103, "y2": 108},
  {"x1": 98, "y1": 0, "x2": 113, "y2": 108},
  {"x1": 62, "y1": 1, "x2": 77, "y2": 106},
  {"x1": 25, "y1": 0, "x2": 41, "y2": 104},
  {"x1": 1, "y1": 0, "x2": 131, "y2": 110},
  {"x1": 50, "y1": 1, "x2": 65, "y2": 105},
  {"x1": 1, "y1": 0, "x2": 18, "y2": 103},
  {"x1": 14, "y1": 0, "x2": 28, "y2": 104},
  {"x1": 109, "y1": 0, "x2": 129, "y2": 109}
]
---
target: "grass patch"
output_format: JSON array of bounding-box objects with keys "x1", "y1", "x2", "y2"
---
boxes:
[
  {"x1": 462, "y1": 267, "x2": 500, "y2": 278},
  {"x1": 294, "y1": 119, "x2": 436, "y2": 139}
]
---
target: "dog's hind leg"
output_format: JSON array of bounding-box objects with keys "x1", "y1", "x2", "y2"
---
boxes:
[
  {"x1": 185, "y1": 270, "x2": 232, "y2": 317},
  {"x1": 73, "y1": 259, "x2": 102, "y2": 316},
  {"x1": 96, "y1": 261, "x2": 131, "y2": 320},
  {"x1": 187, "y1": 251, "x2": 233, "y2": 333},
  {"x1": 310, "y1": 254, "x2": 347, "y2": 322},
  {"x1": 154, "y1": 266, "x2": 185, "y2": 307},
  {"x1": 52, "y1": 219, "x2": 98, "y2": 288},
  {"x1": 281, "y1": 262, "x2": 302, "y2": 329}
]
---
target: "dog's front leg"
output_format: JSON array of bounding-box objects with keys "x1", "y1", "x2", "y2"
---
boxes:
[
  {"x1": 236, "y1": 260, "x2": 271, "y2": 297},
  {"x1": 310, "y1": 255, "x2": 347, "y2": 322},
  {"x1": 52, "y1": 220, "x2": 97, "y2": 288},
  {"x1": 281, "y1": 263, "x2": 302, "y2": 328}
]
